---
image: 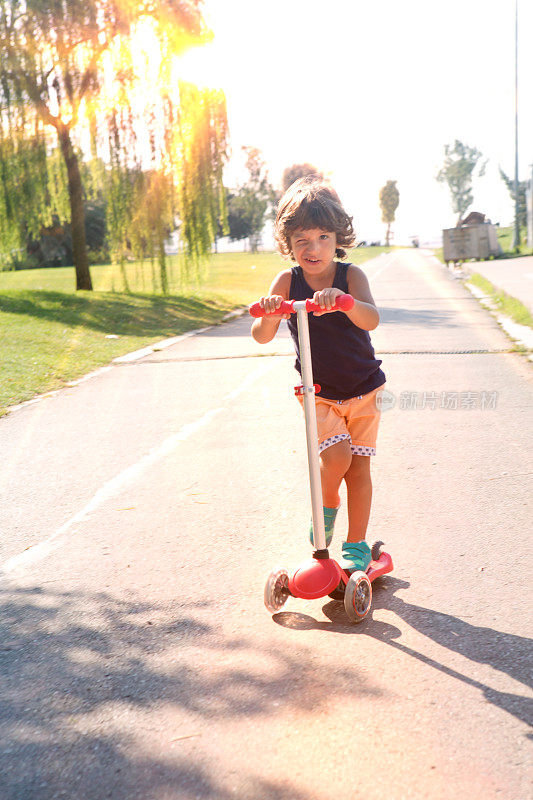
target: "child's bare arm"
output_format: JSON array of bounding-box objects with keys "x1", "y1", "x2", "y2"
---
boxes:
[
  {"x1": 312, "y1": 265, "x2": 379, "y2": 331},
  {"x1": 251, "y1": 270, "x2": 292, "y2": 344}
]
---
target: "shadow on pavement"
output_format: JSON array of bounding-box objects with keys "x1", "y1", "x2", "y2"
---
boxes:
[
  {"x1": 273, "y1": 577, "x2": 532, "y2": 734},
  {"x1": 0, "y1": 584, "x2": 376, "y2": 799},
  {"x1": 0, "y1": 291, "x2": 231, "y2": 338},
  {"x1": 378, "y1": 306, "x2": 463, "y2": 327},
  {"x1": 201, "y1": 307, "x2": 463, "y2": 336}
]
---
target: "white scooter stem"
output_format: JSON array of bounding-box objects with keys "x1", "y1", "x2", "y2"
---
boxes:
[{"x1": 294, "y1": 301, "x2": 327, "y2": 551}]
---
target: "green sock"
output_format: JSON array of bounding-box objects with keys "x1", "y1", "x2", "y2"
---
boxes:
[
  {"x1": 309, "y1": 505, "x2": 339, "y2": 548},
  {"x1": 341, "y1": 540, "x2": 372, "y2": 571}
]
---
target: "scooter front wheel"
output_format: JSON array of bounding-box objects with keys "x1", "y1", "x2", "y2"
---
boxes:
[
  {"x1": 264, "y1": 567, "x2": 290, "y2": 613},
  {"x1": 344, "y1": 570, "x2": 372, "y2": 623}
]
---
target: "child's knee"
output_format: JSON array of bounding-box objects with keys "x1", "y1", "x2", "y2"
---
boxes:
[
  {"x1": 346, "y1": 454, "x2": 372, "y2": 482},
  {"x1": 320, "y1": 441, "x2": 353, "y2": 476}
]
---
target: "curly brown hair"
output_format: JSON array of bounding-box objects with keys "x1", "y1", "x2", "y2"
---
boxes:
[{"x1": 274, "y1": 176, "x2": 355, "y2": 260}]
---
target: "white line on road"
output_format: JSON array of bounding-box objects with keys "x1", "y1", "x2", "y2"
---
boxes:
[
  {"x1": 0, "y1": 360, "x2": 276, "y2": 579},
  {"x1": 364, "y1": 252, "x2": 397, "y2": 283},
  {"x1": 372, "y1": 258, "x2": 396, "y2": 282}
]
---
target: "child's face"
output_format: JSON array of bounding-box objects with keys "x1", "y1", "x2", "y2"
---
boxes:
[{"x1": 289, "y1": 228, "x2": 337, "y2": 273}]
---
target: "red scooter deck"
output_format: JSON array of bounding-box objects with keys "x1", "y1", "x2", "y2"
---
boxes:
[
  {"x1": 366, "y1": 551, "x2": 393, "y2": 582},
  {"x1": 327, "y1": 552, "x2": 393, "y2": 601}
]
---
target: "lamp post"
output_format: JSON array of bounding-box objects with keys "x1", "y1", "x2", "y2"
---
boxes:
[{"x1": 512, "y1": 0, "x2": 520, "y2": 250}]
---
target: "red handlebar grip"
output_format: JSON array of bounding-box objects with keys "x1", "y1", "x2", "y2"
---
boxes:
[
  {"x1": 249, "y1": 300, "x2": 295, "y2": 317},
  {"x1": 249, "y1": 294, "x2": 354, "y2": 317},
  {"x1": 305, "y1": 293, "x2": 354, "y2": 313}
]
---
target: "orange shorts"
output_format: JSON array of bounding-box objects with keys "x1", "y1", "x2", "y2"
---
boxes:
[{"x1": 297, "y1": 385, "x2": 384, "y2": 456}]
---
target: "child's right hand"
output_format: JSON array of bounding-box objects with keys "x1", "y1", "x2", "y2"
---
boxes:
[{"x1": 259, "y1": 295, "x2": 291, "y2": 319}]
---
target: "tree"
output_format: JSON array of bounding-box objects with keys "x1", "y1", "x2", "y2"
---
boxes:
[
  {"x1": 0, "y1": 0, "x2": 220, "y2": 289},
  {"x1": 172, "y1": 82, "x2": 228, "y2": 279},
  {"x1": 227, "y1": 147, "x2": 273, "y2": 252},
  {"x1": 226, "y1": 191, "x2": 253, "y2": 242},
  {"x1": 499, "y1": 167, "x2": 527, "y2": 232},
  {"x1": 436, "y1": 140, "x2": 486, "y2": 225},
  {"x1": 379, "y1": 180, "x2": 399, "y2": 246},
  {"x1": 0, "y1": 122, "x2": 63, "y2": 268},
  {"x1": 281, "y1": 162, "x2": 323, "y2": 192}
]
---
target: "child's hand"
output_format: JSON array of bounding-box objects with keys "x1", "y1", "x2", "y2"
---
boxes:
[
  {"x1": 312, "y1": 287, "x2": 344, "y2": 316},
  {"x1": 259, "y1": 295, "x2": 291, "y2": 319}
]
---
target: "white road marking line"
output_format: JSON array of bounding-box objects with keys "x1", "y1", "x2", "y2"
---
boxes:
[
  {"x1": 369, "y1": 255, "x2": 397, "y2": 282},
  {"x1": 0, "y1": 360, "x2": 276, "y2": 577}
]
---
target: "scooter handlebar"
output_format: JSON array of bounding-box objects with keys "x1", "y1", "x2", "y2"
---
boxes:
[
  {"x1": 249, "y1": 293, "x2": 354, "y2": 317},
  {"x1": 249, "y1": 299, "x2": 294, "y2": 317}
]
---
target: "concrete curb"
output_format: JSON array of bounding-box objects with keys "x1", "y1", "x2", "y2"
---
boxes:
[
  {"x1": 113, "y1": 306, "x2": 249, "y2": 364},
  {"x1": 464, "y1": 281, "x2": 533, "y2": 359}
]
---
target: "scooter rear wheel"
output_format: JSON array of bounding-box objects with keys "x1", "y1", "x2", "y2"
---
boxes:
[
  {"x1": 344, "y1": 570, "x2": 372, "y2": 623},
  {"x1": 264, "y1": 567, "x2": 290, "y2": 613}
]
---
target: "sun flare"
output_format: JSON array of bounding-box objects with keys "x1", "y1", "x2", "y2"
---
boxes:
[{"x1": 76, "y1": 15, "x2": 224, "y2": 168}]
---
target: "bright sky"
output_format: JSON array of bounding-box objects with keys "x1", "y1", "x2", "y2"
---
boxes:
[{"x1": 178, "y1": 0, "x2": 533, "y2": 245}]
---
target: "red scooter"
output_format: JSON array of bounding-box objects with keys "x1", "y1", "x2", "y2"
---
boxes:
[{"x1": 249, "y1": 293, "x2": 393, "y2": 622}]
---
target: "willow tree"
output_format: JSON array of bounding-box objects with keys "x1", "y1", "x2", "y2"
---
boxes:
[
  {"x1": 100, "y1": 78, "x2": 228, "y2": 293},
  {"x1": 0, "y1": 0, "x2": 218, "y2": 289},
  {"x1": 379, "y1": 180, "x2": 399, "y2": 246},
  {"x1": 172, "y1": 82, "x2": 228, "y2": 281},
  {"x1": 0, "y1": 114, "x2": 55, "y2": 267}
]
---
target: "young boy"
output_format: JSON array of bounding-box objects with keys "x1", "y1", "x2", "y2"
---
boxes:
[{"x1": 251, "y1": 177, "x2": 386, "y2": 572}]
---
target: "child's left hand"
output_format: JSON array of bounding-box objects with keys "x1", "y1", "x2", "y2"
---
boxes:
[{"x1": 312, "y1": 288, "x2": 344, "y2": 316}]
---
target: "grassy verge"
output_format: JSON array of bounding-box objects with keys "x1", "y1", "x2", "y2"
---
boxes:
[
  {"x1": 496, "y1": 226, "x2": 530, "y2": 256},
  {"x1": 468, "y1": 272, "x2": 533, "y2": 328},
  {"x1": 0, "y1": 247, "x2": 390, "y2": 414}
]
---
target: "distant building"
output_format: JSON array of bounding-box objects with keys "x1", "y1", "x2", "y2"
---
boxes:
[{"x1": 459, "y1": 211, "x2": 487, "y2": 227}]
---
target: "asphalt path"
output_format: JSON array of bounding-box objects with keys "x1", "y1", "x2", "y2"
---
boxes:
[
  {"x1": 0, "y1": 250, "x2": 532, "y2": 799},
  {"x1": 465, "y1": 254, "x2": 533, "y2": 312}
]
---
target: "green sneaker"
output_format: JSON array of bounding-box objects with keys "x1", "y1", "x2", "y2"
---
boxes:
[
  {"x1": 309, "y1": 505, "x2": 339, "y2": 548},
  {"x1": 341, "y1": 540, "x2": 372, "y2": 572}
]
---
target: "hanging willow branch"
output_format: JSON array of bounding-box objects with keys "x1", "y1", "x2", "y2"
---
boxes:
[
  {"x1": 174, "y1": 82, "x2": 228, "y2": 281},
  {"x1": 0, "y1": 0, "x2": 227, "y2": 291},
  {"x1": 0, "y1": 103, "x2": 68, "y2": 267}
]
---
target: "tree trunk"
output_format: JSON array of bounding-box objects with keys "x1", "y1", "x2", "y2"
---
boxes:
[
  {"x1": 119, "y1": 257, "x2": 130, "y2": 293},
  {"x1": 386, "y1": 222, "x2": 391, "y2": 247},
  {"x1": 158, "y1": 229, "x2": 168, "y2": 295},
  {"x1": 58, "y1": 125, "x2": 93, "y2": 290}
]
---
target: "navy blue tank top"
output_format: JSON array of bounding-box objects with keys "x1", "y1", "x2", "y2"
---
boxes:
[{"x1": 287, "y1": 262, "x2": 386, "y2": 400}]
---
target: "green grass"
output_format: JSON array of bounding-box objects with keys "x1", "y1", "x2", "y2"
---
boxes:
[
  {"x1": 433, "y1": 247, "x2": 444, "y2": 264},
  {"x1": 469, "y1": 272, "x2": 533, "y2": 329},
  {"x1": 0, "y1": 247, "x2": 390, "y2": 413},
  {"x1": 0, "y1": 291, "x2": 237, "y2": 414},
  {"x1": 496, "y1": 226, "x2": 530, "y2": 256}
]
